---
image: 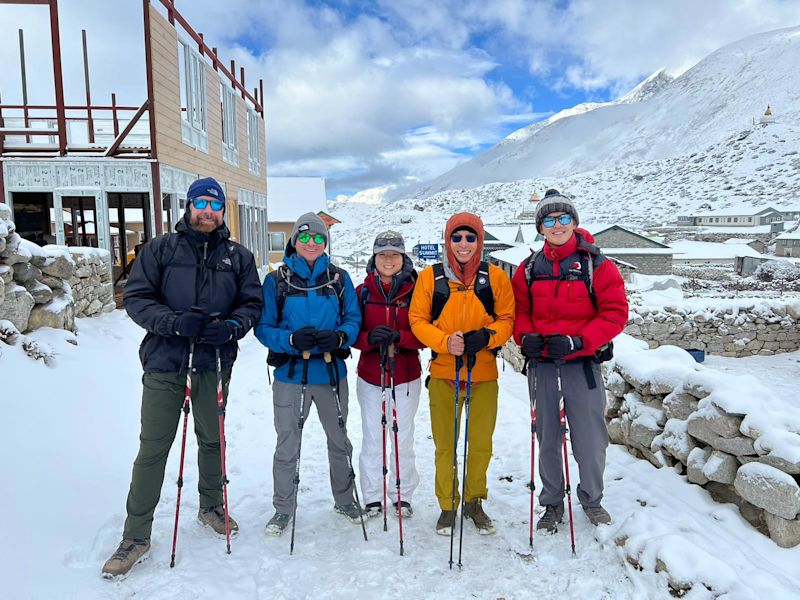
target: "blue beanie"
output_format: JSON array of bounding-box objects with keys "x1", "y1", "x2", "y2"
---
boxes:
[{"x1": 187, "y1": 177, "x2": 225, "y2": 209}]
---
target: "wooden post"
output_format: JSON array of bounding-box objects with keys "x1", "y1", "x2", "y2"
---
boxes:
[
  {"x1": 49, "y1": 0, "x2": 68, "y2": 155},
  {"x1": 82, "y1": 29, "x2": 95, "y2": 144}
]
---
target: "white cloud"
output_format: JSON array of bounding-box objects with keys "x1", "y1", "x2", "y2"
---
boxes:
[{"x1": 2, "y1": 0, "x2": 799, "y2": 196}]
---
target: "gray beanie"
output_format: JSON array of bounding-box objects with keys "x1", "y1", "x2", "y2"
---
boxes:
[
  {"x1": 291, "y1": 212, "x2": 328, "y2": 245},
  {"x1": 373, "y1": 230, "x2": 406, "y2": 255},
  {"x1": 535, "y1": 189, "x2": 579, "y2": 232}
]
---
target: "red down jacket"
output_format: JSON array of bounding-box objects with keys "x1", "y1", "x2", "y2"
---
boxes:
[
  {"x1": 511, "y1": 229, "x2": 628, "y2": 360},
  {"x1": 354, "y1": 260, "x2": 425, "y2": 386}
]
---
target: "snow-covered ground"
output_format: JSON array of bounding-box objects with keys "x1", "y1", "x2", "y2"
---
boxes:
[{"x1": 4, "y1": 309, "x2": 800, "y2": 599}]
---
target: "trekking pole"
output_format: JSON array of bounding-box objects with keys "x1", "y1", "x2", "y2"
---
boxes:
[
  {"x1": 456, "y1": 353, "x2": 476, "y2": 569},
  {"x1": 170, "y1": 340, "x2": 195, "y2": 568},
  {"x1": 290, "y1": 350, "x2": 311, "y2": 555},
  {"x1": 556, "y1": 361, "x2": 576, "y2": 556},
  {"x1": 380, "y1": 343, "x2": 389, "y2": 533},
  {"x1": 215, "y1": 345, "x2": 232, "y2": 555},
  {"x1": 528, "y1": 363, "x2": 537, "y2": 548},
  {"x1": 448, "y1": 355, "x2": 464, "y2": 570},
  {"x1": 324, "y1": 352, "x2": 368, "y2": 542},
  {"x1": 387, "y1": 343, "x2": 404, "y2": 556}
]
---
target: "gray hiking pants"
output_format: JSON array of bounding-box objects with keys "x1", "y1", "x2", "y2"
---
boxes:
[
  {"x1": 272, "y1": 379, "x2": 355, "y2": 513},
  {"x1": 528, "y1": 359, "x2": 608, "y2": 508}
]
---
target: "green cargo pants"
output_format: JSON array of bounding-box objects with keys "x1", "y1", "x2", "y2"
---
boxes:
[{"x1": 123, "y1": 370, "x2": 230, "y2": 540}]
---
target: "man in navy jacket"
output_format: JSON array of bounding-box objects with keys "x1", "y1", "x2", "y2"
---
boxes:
[
  {"x1": 102, "y1": 177, "x2": 263, "y2": 579},
  {"x1": 255, "y1": 212, "x2": 365, "y2": 534}
]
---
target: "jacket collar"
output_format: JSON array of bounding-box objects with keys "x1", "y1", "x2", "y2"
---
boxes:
[{"x1": 284, "y1": 252, "x2": 330, "y2": 280}]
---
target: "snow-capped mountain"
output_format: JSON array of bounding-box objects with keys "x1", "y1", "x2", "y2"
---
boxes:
[{"x1": 400, "y1": 26, "x2": 800, "y2": 200}]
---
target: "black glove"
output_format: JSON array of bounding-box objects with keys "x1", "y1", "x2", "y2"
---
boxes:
[
  {"x1": 368, "y1": 326, "x2": 401, "y2": 347},
  {"x1": 174, "y1": 311, "x2": 207, "y2": 338},
  {"x1": 316, "y1": 329, "x2": 346, "y2": 352},
  {"x1": 200, "y1": 320, "x2": 239, "y2": 346},
  {"x1": 546, "y1": 335, "x2": 583, "y2": 359},
  {"x1": 521, "y1": 333, "x2": 545, "y2": 359},
  {"x1": 463, "y1": 328, "x2": 491, "y2": 354},
  {"x1": 290, "y1": 326, "x2": 317, "y2": 351}
]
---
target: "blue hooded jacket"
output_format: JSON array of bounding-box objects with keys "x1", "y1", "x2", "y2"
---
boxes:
[{"x1": 255, "y1": 250, "x2": 361, "y2": 385}]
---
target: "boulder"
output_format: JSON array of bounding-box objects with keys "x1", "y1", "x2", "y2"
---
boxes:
[
  {"x1": 687, "y1": 446, "x2": 712, "y2": 485},
  {"x1": 765, "y1": 512, "x2": 800, "y2": 548},
  {"x1": 12, "y1": 262, "x2": 42, "y2": 284},
  {"x1": 733, "y1": 463, "x2": 800, "y2": 520},
  {"x1": 24, "y1": 280, "x2": 54, "y2": 304},
  {"x1": 39, "y1": 253, "x2": 75, "y2": 279},
  {"x1": 0, "y1": 284, "x2": 35, "y2": 332},
  {"x1": 26, "y1": 292, "x2": 76, "y2": 333},
  {"x1": 663, "y1": 391, "x2": 699, "y2": 421},
  {"x1": 702, "y1": 450, "x2": 739, "y2": 485}
]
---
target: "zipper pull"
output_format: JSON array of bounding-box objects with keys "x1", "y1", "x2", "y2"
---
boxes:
[{"x1": 203, "y1": 242, "x2": 208, "y2": 261}]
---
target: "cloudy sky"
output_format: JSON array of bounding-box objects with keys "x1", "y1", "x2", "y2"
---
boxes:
[{"x1": 1, "y1": 0, "x2": 798, "y2": 198}]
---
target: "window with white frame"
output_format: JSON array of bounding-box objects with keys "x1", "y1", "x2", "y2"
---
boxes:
[
  {"x1": 247, "y1": 109, "x2": 260, "y2": 175},
  {"x1": 269, "y1": 232, "x2": 285, "y2": 251},
  {"x1": 220, "y1": 83, "x2": 238, "y2": 166},
  {"x1": 177, "y1": 39, "x2": 208, "y2": 152}
]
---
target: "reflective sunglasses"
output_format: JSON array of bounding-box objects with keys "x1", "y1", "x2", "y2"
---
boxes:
[
  {"x1": 542, "y1": 213, "x2": 573, "y2": 228},
  {"x1": 375, "y1": 236, "x2": 403, "y2": 248},
  {"x1": 191, "y1": 198, "x2": 225, "y2": 211},
  {"x1": 297, "y1": 232, "x2": 326, "y2": 244},
  {"x1": 450, "y1": 233, "x2": 477, "y2": 243}
]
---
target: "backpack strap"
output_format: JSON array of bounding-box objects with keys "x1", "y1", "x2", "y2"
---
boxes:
[
  {"x1": 474, "y1": 261, "x2": 495, "y2": 318},
  {"x1": 431, "y1": 263, "x2": 450, "y2": 322}
]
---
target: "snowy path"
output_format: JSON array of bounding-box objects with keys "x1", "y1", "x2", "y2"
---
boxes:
[{"x1": 4, "y1": 311, "x2": 800, "y2": 599}]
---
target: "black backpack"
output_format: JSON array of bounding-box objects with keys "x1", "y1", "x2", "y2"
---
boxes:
[{"x1": 431, "y1": 261, "x2": 495, "y2": 321}]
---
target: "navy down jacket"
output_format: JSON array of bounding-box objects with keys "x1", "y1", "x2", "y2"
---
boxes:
[{"x1": 123, "y1": 214, "x2": 263, "y2": 374}]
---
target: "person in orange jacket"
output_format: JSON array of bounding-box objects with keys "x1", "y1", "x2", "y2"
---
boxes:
[{"x1": 409, "y1": 212, "x2": 514, "y2": 535}]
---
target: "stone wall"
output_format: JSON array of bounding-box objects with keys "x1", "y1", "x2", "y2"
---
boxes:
[
  {"x1": 0, "y1": 203, "x2": 114, "y2": 333},
  {"x1": 605, "y1": 343, "x2": 800, "y2": 548},
  {"x1": 625, "y1": 302, "x2": 800, "y2": 357}
]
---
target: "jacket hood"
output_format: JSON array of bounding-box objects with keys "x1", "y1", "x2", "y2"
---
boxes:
[{"x1": 444, "y1": 212, "x2": 484, "y2": 286}]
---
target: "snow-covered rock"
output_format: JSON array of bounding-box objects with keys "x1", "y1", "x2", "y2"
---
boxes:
[{"x1": 733, "y1": 462, "x2": 800, "y2": 520}]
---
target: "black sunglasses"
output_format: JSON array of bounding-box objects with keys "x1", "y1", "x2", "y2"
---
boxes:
[
  {"x1": 451, "y1": 233, "x2": 477, "y2": 243},
  {"x1": 375, "y1": 237, "x2": 403, "y2": 247}
]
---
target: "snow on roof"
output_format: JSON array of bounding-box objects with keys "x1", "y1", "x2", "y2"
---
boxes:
[
  {"x1": 490, "y1": 243, "x2": 541, "y2": 265},
  {"x1": 669, "y1": 239, "x2": 764, "y2": 259},
  {"x1": 776, "y1": 230, "x2": 800, "y2": 240},
  {"x1": 602, "y1": 247, "x2": 674, "y2": 255},
  {"x1": 267, "y1": 177, "x2": 327, "y2": 223},
  {"x1": 484, "y1": 225, "x2": 520, "y2": 244},
  {"x1": 691, "y1": 206, "x2": 778, "y2": 217},
  {"x1": 723, "y1": 238, "x2": 757, "y2": 244}
]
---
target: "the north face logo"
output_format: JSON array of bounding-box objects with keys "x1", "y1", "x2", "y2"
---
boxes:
[
  {"x1": 208, "y1": 188, "x2": 219, "y2": 197},
  {"x1": 222, "y1": 257, "x2": 232, "y2": 265}
]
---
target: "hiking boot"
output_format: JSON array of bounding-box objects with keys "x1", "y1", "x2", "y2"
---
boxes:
[
  {"x1": 584, "y1": 505, "x2": 612, "y2": 526},
  {"x1": 334, "y1": 502, "x2": 367, "y2": 523},
  {"x1": 101, "y1": 538, "x2": 150, "y2": 580},
  {"x1": 536, "y1": 503, "x2": 564, "y2": 534},
  {"x1": 463, "y1": 499, "x2": 495, "y2": 535},
  {"x1": 365, "y1": 502, "x2": 382, "y2": 518},
  {"x1": 393, "y1": 501, "x2": 413, "y2": 518},
  {"x1": 435, "y1": 510, "x2": 457, "y2": 536},
  {"x1": 265, "y1": 512, "x2": 292, "y2": 536},
  {"x1": 198, "y1": 505, "x2": 239, "y2": 537}
]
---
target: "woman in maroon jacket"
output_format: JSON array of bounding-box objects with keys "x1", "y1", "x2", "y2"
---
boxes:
[
  {"x1": 354, "y1": 231, "x2": 425, "y2": 518},
  {"x1": 511, "y1": 189, "x2": 628, "y2": 533}
]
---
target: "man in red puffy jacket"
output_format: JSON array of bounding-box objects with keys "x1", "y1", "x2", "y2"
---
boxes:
[
  {"x1": 511, "y1": 189, "x2": 628, "y2": 532},
  {"x1": 353, "y1": 231, "x2": 425, "y2": 518}
]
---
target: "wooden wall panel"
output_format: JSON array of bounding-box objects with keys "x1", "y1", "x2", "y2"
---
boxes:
[{"x1": 148, "y1": 5, "x2": 268, "y2": 240}]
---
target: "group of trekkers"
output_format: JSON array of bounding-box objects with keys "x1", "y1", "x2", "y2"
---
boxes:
[{"x1": 101, "y1": 177, "x2": 628, "y2": 579}]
